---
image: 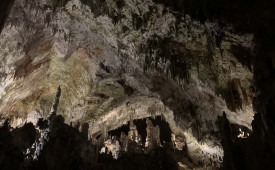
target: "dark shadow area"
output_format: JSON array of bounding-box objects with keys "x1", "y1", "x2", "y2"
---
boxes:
[
  {"x1": 0, "y1": 120, "x2": 24, "y2": 170},
  {"x1": 134, "y1": 118, "x2": 147, "y2": 145},
  {"x1": 96, "y1": 146, "x2": 178, "y2": 170},
  {"x1": 149, "y1": 116, "x2": 172, "y2": 145},
  {"x1": 11, "y1": 123, "x2": 36, "y2": 151},
  {"x1": 108, "y1": 122, "x2": 130, "y2": 138},
  {"x1": 32, "y1": 115, "x2": 96, "y2": 170},
  {"x1": 0, "y1": 0, "x2": 15, "y2": 33}
]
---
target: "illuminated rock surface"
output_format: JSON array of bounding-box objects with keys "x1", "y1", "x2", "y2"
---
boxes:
[{"x1": 0, "y1": 0, "x2": 274, "y2": 169}]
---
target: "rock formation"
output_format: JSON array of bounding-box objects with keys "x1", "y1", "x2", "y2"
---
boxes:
[{"x1": 0, "y1": 0, "x2": 274, "y2": 169}]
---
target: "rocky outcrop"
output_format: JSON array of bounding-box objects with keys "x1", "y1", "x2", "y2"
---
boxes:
[
  {"x1": 32, "y1": 115, "x2": 97, "y2": 170},
  {"x1": 0, "y1": 114, "x2": 97, "y2": 170}
]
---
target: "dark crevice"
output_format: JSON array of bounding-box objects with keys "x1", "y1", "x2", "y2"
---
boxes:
[
  {"x1": 149, "y1": 116, "x2": 172, "y2": 144},
  {"x1": 133, "y1": 118, "x2": 147, "y2": 145},
  {"x1": 0, "y1": 0, "x2": 15, "y2": 34},
  {"x1": 117, "y1": 79, "x2": 134, "y2": 96},
  {"x1": 108, "y1": 122, "x2": 130, "y2": 138},
  {"x1": 230, "y1": 44, "x2": 254, "y2": 72}
]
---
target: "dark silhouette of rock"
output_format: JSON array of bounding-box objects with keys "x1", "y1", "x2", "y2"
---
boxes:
[
  {"x1": 11, "y1": 123, "x2": 36, "y2": 151},
  {"x1": 32, "y1": 115, "x2": 97, "y2": 170},
  {"x1": 0, "y1": 119, "x2": 24, "y2": 170}
]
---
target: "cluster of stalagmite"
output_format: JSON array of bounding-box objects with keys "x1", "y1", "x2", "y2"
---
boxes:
[
  {"x1": 145, "y1": 118, "x2": 160, "y2": 149},
  {"x1": 100, "y1": 116, "x2": 164, "y2": 159},
  {"x1": 128, "y1": 115, "x2": 141, "y2": 144}
]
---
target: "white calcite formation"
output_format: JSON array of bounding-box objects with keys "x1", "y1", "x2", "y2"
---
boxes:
[{"x1": 0, "y1": 0, "x2": 256, "y2": 168}]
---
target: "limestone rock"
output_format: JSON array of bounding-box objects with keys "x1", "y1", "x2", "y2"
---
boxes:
[{"x1": 0, "y1": 0, "x2": 261, "y2": 169}]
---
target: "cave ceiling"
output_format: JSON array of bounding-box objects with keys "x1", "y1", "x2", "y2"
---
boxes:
[{"x1": 0, "y1": 0, "x2": 274, "y2": 169}]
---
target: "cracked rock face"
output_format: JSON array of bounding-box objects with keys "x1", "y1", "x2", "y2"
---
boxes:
[{"x1": 0, "y1": 0, "x2": 256, "y2": 169}]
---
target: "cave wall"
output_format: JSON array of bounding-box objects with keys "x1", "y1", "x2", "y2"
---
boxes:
[{"x1": 0, "y1": 0, "x2": 274, "y2": 169}]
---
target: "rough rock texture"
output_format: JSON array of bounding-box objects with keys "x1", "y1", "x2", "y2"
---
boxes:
[{"x1": 0, "y1": 0, "x2": 264, "y2": 169}]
